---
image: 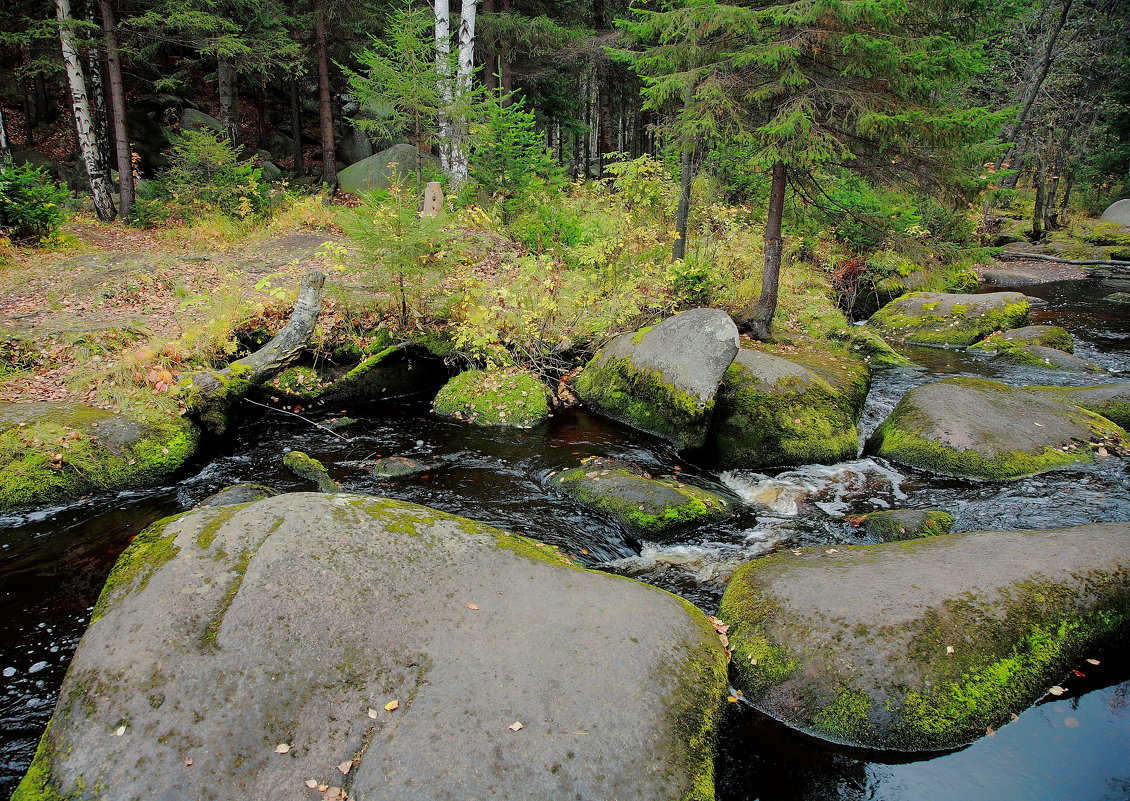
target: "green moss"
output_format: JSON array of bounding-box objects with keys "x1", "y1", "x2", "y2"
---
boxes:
[
  {"x1": 493, "y1": 531, "x2": 577, "y2": 567},
  {"x1": 200, "y1": 549, "x2": 254, "y2": 650},
  {"x1": 1031, "y1": 385, "x2": 1130, "y2": 429},
  {"x1": 870, "y1": 292, "x2": 1029, "y2": 348},
  {"x1": 718, "y1": 564, "x2": 799, "y2": 695},
  {"x1": 968, "y1": 325, "x2": 1074, "y2": 354},
  {"x1": 432, "y1": 369, "x2": 550, "y2": 428},
  {"x1": 196, "y1": 507, "x2": 238, "y2": 550},
  {"x1": 863, "y1": 510, "x2": 954, "y2": 542},
  {"x1": 91, "y1": 515, "x2": 182, "y2": 622},
  {"x1": 10, "y1": 722, "x2": 69, "y2": 801},
  {"x1": 573, "y1": 354, "x2": 711, "y2": 450},
  {"x1": 282, "y1": 450, "x2": 338, "y2": 492},
  {"x1": 811, "y1": 687, "x2": 876, "y2": 742},
  {"x1": 825, "y1": 327, "x2": 911, "y2": 368}
]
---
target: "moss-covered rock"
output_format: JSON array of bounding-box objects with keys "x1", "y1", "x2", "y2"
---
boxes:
[
  {"x1": 868, "y1": 291, "x2": 1029, "y2": 348},
  {"x1": 432, "y1": 369, "x2": 550, "y2": 428},
  {"x1": 282, "y1": 450, "x2": 338, "y2": 492},
  {"x1": 967, "y1": 325, "x2": 1075, "y2": 354},
  {"x1": 862, "y1": 509, "x2": 954, "y2": 541},
  {"x1": 1029, "y1": 382, "x2": 1130, "y2": 429},
  {"x1": 196, "y1": 483, "x2": 277, "y2": 508},
  {"x1": 989, "y1": 345, "x2": 1107, "y2": 374},
  {"x1": 825, "y1": 327, "x2": 911, "y2": 368},
  {"x1": 719, "y1": 522, "x2": 1130, "y2": 751},
  {"x1": 369, "y1": 456, "x2": 445, "y2": 480},
  {"x1": 15, "y1": 492, "x2": 727, "y2": 801},
  {"x1": 0, "y1": 402, "x2": 199, "y2": 512},
  {"x1": 867, "y1": 377, "x2": 1127, "y2": 480},
  {"x1": 706, "y1": 347, "x2": 870, "y2": 470},
  {"x1": 573, "y1": 308, "x2": 739, "y2": 450},
  {"x1": 1104, "y1": 291, "x2": 1130, "y2": 304},
  {"x1": 553, "y1": 457, "x2": 731, "y2": 540}
]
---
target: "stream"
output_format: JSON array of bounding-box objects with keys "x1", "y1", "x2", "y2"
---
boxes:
[{"x1": 2, "y1": 276, "x2": 1129, "y2": 799}]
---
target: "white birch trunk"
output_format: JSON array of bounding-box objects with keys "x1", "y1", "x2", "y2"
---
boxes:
[
  {"x1": 449, "y1": 0, "x2": 478, "y2": 185},
  {"x1": 56, "y1": 0, "x2": 115, "y2": 221},
  {"x1": 435, "y1": 0, "x2": 453, "y2": 176},
  {"x1": 0, "y1": 107, "x2": 11, "y2": 167}
]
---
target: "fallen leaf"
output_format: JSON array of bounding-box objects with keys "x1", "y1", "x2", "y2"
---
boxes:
[
  {"x1": 276, "y1": 743, "x2": 291, "y2": 753},
  {"x1": 384, "y1": 699, "x2": 400, "y2": 712},
  {"x1": 1048, "y1": 686, "x2": 1065, "y2": 696},
  {"x1": 322, "y1": 787, "x2": 342, "y2": 800},
  {"x1": 986, "y1": 725, "x2": 995, "y2": 735},
  {"x1": 337, "y1": 761, "x2": 352, "y2": 775},
  {"x1": 466, "y1": 603, "x2": 479, "y2": 610},
  {"x1": 508, "y1": 721, "x2": 525, "y2": 731},
  {"x1": 1072, "y1": 669, "x2": 1086, "y2": 677},
  {"x1": 727, "y1": 696, "x2": 739, "y2": 703},
  {"x1": 113, "y1": 726, "x2": 126, "y2": 737},
  {"x1": 825, "y1": 548, "x2": 838, "y2": 554},
  {"x1": 1087, "y1": 658, "x2": 1101, "y2": 665},
  {"x1": 946, "y1": 645, "x2": 955, "y2": 654},
  {"x1": 305, "y1": 779, "x2": 319, "y2": 788},
  {"x1": 367, "y1": 708, "x2": 379, "y2": 719},
  {"x1": 184, "y1": 757, "x2": 193, "y2": 767}
]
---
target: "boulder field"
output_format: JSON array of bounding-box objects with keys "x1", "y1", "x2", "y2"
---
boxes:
[
  {"x1": 719, "y1": 522, "x2": 1130, "y2": 751},
  {"x1": 14, "y1": 493, "x2": 727, "y2": 801}
]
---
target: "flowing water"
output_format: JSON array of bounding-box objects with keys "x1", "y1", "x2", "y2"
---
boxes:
[{"x1": 2, "y1": 276, "x2": 1129, "y2": 798}]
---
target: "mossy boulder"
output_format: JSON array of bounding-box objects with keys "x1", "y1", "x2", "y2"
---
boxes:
[
  {"x1": 706, "y1": 348, "x2": 870, "y2": 470},
  {"x1": 718, "y1": 522, "x2": 1130, "y2": 751},
  {"x1": 337, "y1": 143, "x2": 438, "y2": 194},
  {"x1": 369, "y1": 456, "x2": 445, "y2": 480},
  {"x1": 968, "y1": 325, "x2": 1075, "y2": 354},
  {"x1": 868, "y1": 291, "x2": 1029, "y2": 348},
  {"x1": 552, "y1": 457, "x2": 732, "y2": 540},
  {"x1": 282, "y1": 450, "x2": 338, "y2": 492},
  {"x1": 0, "y1": 402, "x2": 199, "y2": 512},
  {"x1": 573, "y1": 308, "x2": 739, "y2": 451},
  {"x1": 196, "y1": 483, "x2": 277, "y2": 508},
  {"x1": 432, "y1": 369, "x2": 550, "y2": 428},
  {"x1": 861, "y1": 509, "x2": 954, "y2": 542},
  {"x1": 989, "y1": 345, "x2": 1107, "y2": 374},
  {"x1": 825, "y1": 327, "x2": 911, "y2": 369},
  {"x1": 867, "y1": 377, "x2": 1127, "y2": 480},
  {"x1": 1104, "y1": 292, "x2": 1130, "y2": 304},
  {"x1": 1029, "y1": 382, "x2": 1130, "y2": 429},
  {"x1": 14, "y1": 492, "x2": 727, "y2": 801}
]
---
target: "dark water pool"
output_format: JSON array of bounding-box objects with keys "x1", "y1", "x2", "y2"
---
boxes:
[{"x1": 2, "y1": 277, "x2": 1128, "y2": 799}]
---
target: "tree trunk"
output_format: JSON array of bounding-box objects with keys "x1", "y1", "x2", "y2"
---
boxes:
[
  {"x1": 0, "y1": 107, "x2": 11, "y2": 168},
  {"x1": 83, "y1": 1, "x2": 112, "y2": 183},
  {"x1": 314, "y1": 2, "x2": 337, "y2": 189},
  {"x1": 597, "y1": 58, "x2": 615, "y2": 172},
  {"x1": 1031, "y1": 154, "x2": 1046, "y2": 241},
  {"x1": 736, "y1": 162, "x2": 787, "y2": 341},
  {"x1": 1001, "y1": 131, "x2": 1028, "y2": 190},
  {"x1": 450, "y1": 0, "x2": 478, "y2": 186},
  {"x1": 289, "y1": 75, "x2": 304, "y2": 174},
  {"x1": 671, "y1": 83, "x2": 694, "y2": 263},
  {"x1": 98, "y1": 0, "x2": 134, "y2": 219},
  {"x1": 186, "y1": 271, "x2": 326, "y2": 434},
  {"x1": 56, "y1": 0, "x2": 116, "y2": 221},
  {"x1": 435, "y1": 0, "x2": 453, "y2": 176},
  {"x1": 217, "y1": 52, "x2": 239, "y2": 144}
]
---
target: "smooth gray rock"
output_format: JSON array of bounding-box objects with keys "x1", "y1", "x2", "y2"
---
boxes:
[
  {"x1": 573, "y1": 308, "x2": 740, "y2": 450},
  {"x1": 337, "y1": 144, "x2": 437, "y2": 194},
  {"x1": 720, "y1": 522, "x2": 1130, "y2": 751},
  {"x1": 1030, "y1": 382, "x2": 1130, "y2": 428},
  {"x1": 867, "y1": 376, "x2": 1128, "y2": 479},
  {"x1": 868, "y1": 291, "x2": 1029, "y2": 348},
  {"x1": 337, "y1": 121, "x2": 374, "y2": 166},
  {"x1": 196, "y1": 483, "x2": 277, "y2": 507},
  {"x1": 260, "y1": 161, "x2": 284, "y2": 182},
  {"x1": 1105, "y1": 291, "x2": 1130, "y2": 304},
  {"x1": 1098, "y1": 199, "x2": 1130, "y2": 227},
  {"x1": 15, "y1": 493, "x2": 726, "y2": 801},
  {"x1": 967, "y1": 324, "x2": 1074, "y2": 353},
  {"x1": 265, "y1": 130, "x2": 295, "y2": 161},
  {"x1": 980, "y1": 269, "x2": 1043, "y2": 286},
  {"x1": 991, "y1": 344, "x2": 1107, "y2": 373}
]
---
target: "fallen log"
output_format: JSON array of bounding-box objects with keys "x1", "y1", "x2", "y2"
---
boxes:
[
  {"x1": 184, "y1": 270, "x2": 325, "y2": 433},
  {"x1": 997, "y1": 251, "x2": 1130, "y2": 269}
]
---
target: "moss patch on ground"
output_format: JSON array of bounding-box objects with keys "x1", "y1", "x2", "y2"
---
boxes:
[{"x1": 432, "y1": 368, "x2": 550, "y2": 428}]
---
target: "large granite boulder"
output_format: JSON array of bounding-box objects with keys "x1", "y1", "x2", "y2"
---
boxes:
[
  {"x1": 337, "y1": 144, "x2": 438, "y2": 194},
  {"x1": 868, "y1": 291, "x2": 1029, "y2": 348},
  {"x1": 1098, "y1": 199, "x2": 1130, "y2": 227},
  {"x1": 1030, "y1": 382, "x2": 1130, "y2": 429},
  {"x1": 706, "y1": 348, "x2": 869, "y2": 469},
  {"x1": 552, "y1": 457, "x2": 732, "y2": 540},
  {"x1": 14, "y1": 493, "x2": 726, "y2": 801},
  {"x1": 967, "y1": 325, "x2": 1074, "y2": 354},
  {"x1": 719, "y1": 522, "x2": 1130, "y2": 751},
  {"x1": 337, "y1": 121, "x2": 374, "y2": 166},
  {"x1": 573, "y1": 309, "x2": 740, "y2": 450},
  {"x1": 988, "y1": 345, "x2": 1107, "y2": 374},
  {"x1": 867, "y1": 377, "x2": 1127, "y2": 480},
  {"x1": 0, "y1": 402, "x2": 199, "y2": 511},
  {"x1": 180, "y1": 108, "x2": 224, "y2": 134},
  {"x1": 432, "y1": 369, "x2": 551, "y2": 428}
]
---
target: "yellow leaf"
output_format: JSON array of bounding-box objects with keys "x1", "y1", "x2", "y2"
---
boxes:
[{"x1": 385, "y1": 699, "x2": 400, "y2": 712}]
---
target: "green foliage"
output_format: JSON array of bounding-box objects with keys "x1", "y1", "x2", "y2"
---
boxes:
[
  {"x1": 466, "y1": 91, "x2": 563, "y2": 220},
  {"x1": 344, "y1": 171, "x2": 454, "y2": 326},
  {"x1": 0, "y1": 164, "x2": 67, "y2": 244},
  {"x1": 156, "y1": 130, "x2": 269, "y2": 220}
]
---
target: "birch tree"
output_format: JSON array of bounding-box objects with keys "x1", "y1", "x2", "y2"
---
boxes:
[
  {"x1": 56, "y1": 0, "x2": 116, "y2": 221},
  {"x1": 0, "y1": 107, "x2": 11, "y2": 168},
  {"x1": 450, "y1": 0, "x2": 478, "y2": 183},
  {"x1": 435, "y1": 0, "x2": 453, "y2": 175}
]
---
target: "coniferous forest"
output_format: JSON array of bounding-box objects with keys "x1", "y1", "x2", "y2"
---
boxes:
[{"x1": 2, "y1": 1, "x2": 1130, "y2": 800}]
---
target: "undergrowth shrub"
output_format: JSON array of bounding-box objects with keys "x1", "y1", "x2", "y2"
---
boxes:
[
  {"x1": 0, "y1": 164, "x2": 67, "y2": 243},
  {"x1": 156, "y1": 130, "x2": 269, "y2": 220}
]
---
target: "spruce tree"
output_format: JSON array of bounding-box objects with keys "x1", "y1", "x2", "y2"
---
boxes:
[{"x1": 618, "y1": 0, "x2": 1004, "y2": 339}]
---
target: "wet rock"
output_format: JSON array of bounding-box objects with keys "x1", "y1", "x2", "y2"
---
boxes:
[
  {"x1": 980, "y1": 269, "x2": 1043, "y2": 286},
  {"x1": 1098, "y1": 198, "x2": 1130, "y2": 228},
  {"x1": 369, "y1": 456, "x2": 444, "y2": 480},
  {"x1": 553, "y1": 458, "x2": 731, "y2": 540},
  {"x1": 0, "y1": 402, "x2": 198, "y2": 512},
  {"x1": 1030, "y1": 382, "x2": 1130, "y2": 429},
  {"x1": 866, "y1": 377, "x2": 1127, "y2": 480},
  {"x1": 14, "y1": 493, "x2": 726, "y2": 801},
  {"x1": 989, "y1": 345, "x2": 1107, "y2": 374},
  {"x1": 337, "y1": 144, "x2": 438, "y2": 194},
  {"x1": 1104, "y1": 291, "x2": 1130, "y2": 304},
  {"x1": 707, "y1": 348, "x2": 869, "y2": 469},
  {"x1": 432, "y1": 369, "x2": 550, "y2": 428},
  {"x1": 282, "y1": 450, "x2": 338, "y2": 492},
  {"x1": 719, "y1": 521, "x2": 1130, "y2": 751},
  {"x1": 861, "y1": 509, "x2": 953, "y2": 541},
  {"x1": 196, "y1": 483, "x2": 277, "y2": 508},
  {"x1": 868, "y1": 291, "x2": 1029, "y2": 348},
  {"x1": 968, "y1": 325, "x2": 1074, "y2": 354},
  {"x1": 573, "y1": 308, "x2": 739, "y2": 450}
]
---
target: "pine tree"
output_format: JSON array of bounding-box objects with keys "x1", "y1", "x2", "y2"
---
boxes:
[{"x1": 618, "y1": 0, "x2": 1004, "y2": 339}]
